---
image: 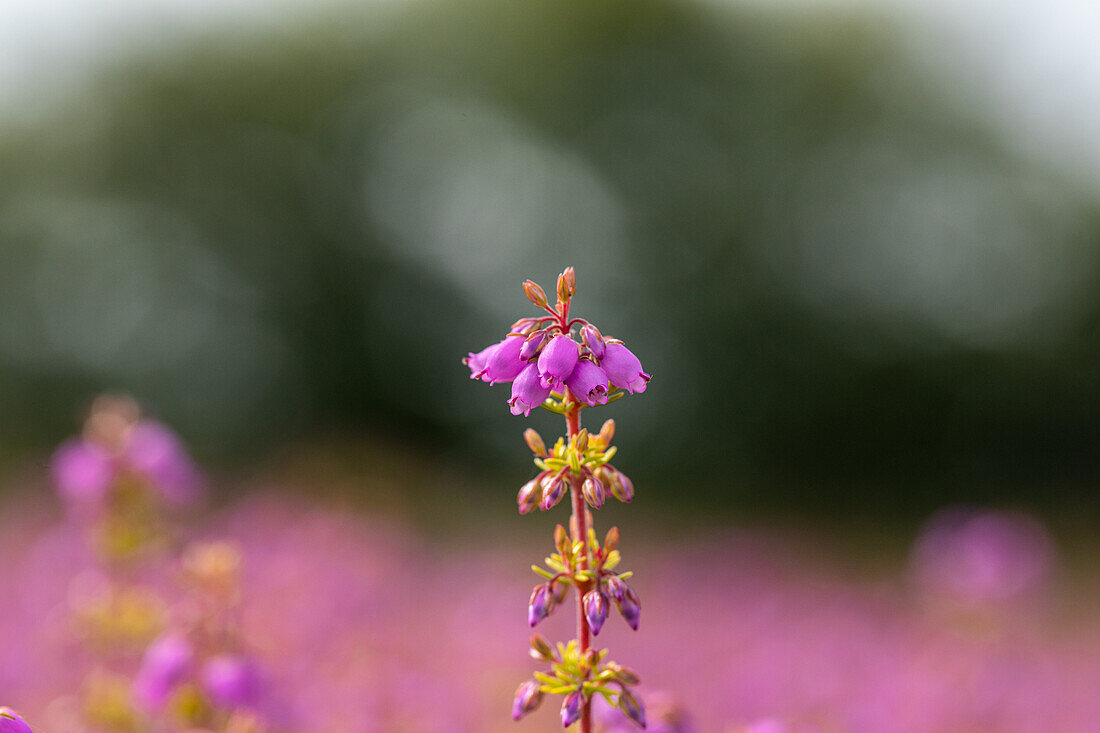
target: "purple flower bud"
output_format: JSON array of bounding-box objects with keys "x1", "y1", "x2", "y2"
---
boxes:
[
  {"x1": 581, "y1": 324, "x2": 605, "y2": 359},
  {"x1": 485, "y1": 335, "x2": 526, "y2": 384},
  {"x1": 583, "y1": 589, "x2": 609, "y2": 635},
  {"x1": 126, "y1": 421, "x2": 202, "y2": 506},
  {"x1": 201, "y1": 655, "x2": 261, "y2": 709},
  {"x1": 517, "y1": 477, "x2": 543, "y2": 515},
  {"x1": 511, "y1": 679, "x2": 543, "y2": 721},
  {"x1": 51, "y1": 439, "x2": 115, "y2": 506},
  {"x1": 464, "y1": 343, "x2": 497, "y2": 382},
  {"x1": 540, "y1": 473, "x2": 567, "y2": 511},
  {"x1": 528, "y1": 583, "x2": 554, "y2": 627},
  {"x1": 609, "y1": 468, "x2": 634, "y2": 503},
  {"x1": 133, "y1": 633, "x2": 194, "y2": 711},
  {"x1": 509, "y1": 363, "x2": 553, "y2": 417},
  {"x1": 606, "y1": 575, "x2": 625, "y2": 604},
  {"x1": 616, "y1": 582, "x2": 641, "y2": 630},
  {"x1": 519, "y1": 331, "x2": 547, "y2": 362},
  {"x1": 582, "y1": 475, "x2": 605, "y2": 510},
  {"x1": 565, "y1": 361, "x2": 610, "y2": 407},
  {"x1": 0, "y1": 709, "x2": 34, "y2": 733},
  {"x1": 537, "y1": 334, "x2": 580, "y2": 389},
  {"x1": 561, "y1": 690, "x2": 585, "y2": 728},
  {"x1": 599, "y1": 343, "x2": 650, "y2": 395},
  {"x1": 618, "y1": 689, "x2": 647, "y2": 729}
]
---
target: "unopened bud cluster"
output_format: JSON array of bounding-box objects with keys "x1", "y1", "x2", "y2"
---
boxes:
[
  {"x1": 464, "y1": 269, "x2": 650, "y2": 730},
  {"x1": 528, "y1": 523, "x2": 641, "y2": 634},
  {"x1": 518, "y1": 421, "x2": 634, "y2": 514},
  {"x1": 513, "y1": 639, "x2": 646, "y2": 729}
]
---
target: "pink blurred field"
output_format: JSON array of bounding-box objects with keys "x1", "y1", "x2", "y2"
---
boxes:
[{"x1": 3, "y1": 483, "x2": 1099, "y2": 733}]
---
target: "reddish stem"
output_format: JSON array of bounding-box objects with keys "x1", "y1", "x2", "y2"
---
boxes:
[{"x1": 564, "y1": 390, "x2": 592, "y2": 733}]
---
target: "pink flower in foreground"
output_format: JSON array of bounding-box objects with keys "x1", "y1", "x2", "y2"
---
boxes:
[
  {"x1": 51, "y1": 440, "x2": 114, "y2": 505},
  {"x1": 133, "y1": 633, "x2": 194, "y2": 711},
  {"x1": 201, "y1": 655, "x2": 262, "y2": 708},
  {"x1": 51, "y1": 418, "x2": 202, "y2": 508}
]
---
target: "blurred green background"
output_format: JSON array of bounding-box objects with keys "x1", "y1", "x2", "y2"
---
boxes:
[{"x1": 0, "y1": 0, "x2": 1097, "y2": 520}]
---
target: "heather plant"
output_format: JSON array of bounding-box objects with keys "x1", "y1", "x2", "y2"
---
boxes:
[
  {"x1": 51, "y1": 395, "x2": 201, "y2": 730},
  {"x1": 49, "y1": 396, "x2": 266, "y2": 733},
  {"x1": 465, "y1": 268, "x2": 650, "y2": 731}
]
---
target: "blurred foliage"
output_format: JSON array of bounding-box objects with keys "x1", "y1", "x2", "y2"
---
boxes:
[{"x1": 0, "y1": 0, "x2": 1096, "y2": 515}]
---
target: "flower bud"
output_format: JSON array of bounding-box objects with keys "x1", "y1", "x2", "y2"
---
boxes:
[
  {"x1": 563, "y1": 267, "x2": 576, "y2": 296},
  {"x1": 597, "y1": 418, "x2": 615, "y2": 446},
  {"x1": 598, "y1": 342, "x2": 650, "y2": 395},
  {"x1": 529, "y1": 634, "x2": 555, "y2": 661},
  {"x1": 517, "y1": 478, "x2": 542, "y2": 514},
  {"x1": 551, "y1": 579, "x2": 569, "y2": 605},
  {"x1": 604, "y1": 526, "x2": 620, "y2": 552},
  {"x1": 51, "y1": 439, "x2": 114, "y2": 507},
  {"x1": 512, "y1": 679, "x2": 543, "y2": 721},
  {"x1": 581, "y1": 324, "x2": 605, "y2": 359},
  {"x1": 565, "y1": 361, "x2": 610, "y2": 407},
  {"x1": 528, "y1": 583, "x2": 554, "y2": 627},
  {"x1": 519, "y1": 330, "x2": 547, "y2": 361},
  {"x1": 560, "y1": 689, "x2": 585, "y2": 728},
  {"x1": 201, "y1": 655, "x2": 261, "y2": 708},
  {"x1": 133, "y1": 633, "x2": 194, "y2": 711},
  {"x1": 617, "y1": 582, "x2": 641, "y2": 631},
  {"x1": 524, "y1": 428, "x2": 547, "y2": 457},
  {"x1": 618, "y1": 689, "x2": 647, "y2": 729},
  {"x1": 583, "y1": 589, "x2": 609, "y2": 635},
  {"x1": 540, "y1": 473, "x2": 567, "y2": 511},
  {"x1": 509, "y1": 362, "x2": 553, "y2": 417},
  {"x1": 0, "y1": 709, "x2": 33, "y2": 733},
  {"x1": 608, "y1": 662, "x2": 640, "y2": 686},
  {"x1": 554, "y1": 524, "x2": 570, "y2": 555},
  {"x1": 609, "y1": 468, "x2": 634, "y2": 503},
  {"x1": 582, "y1": 475, "x2": 604, "y2": 510},
  {"x1": 126, "y1": 420, "x2": 203, "y2": 506},
  {"x1": 523, "y1": 280, "x2": 548, "y2": 309},
  {"x1": 606, "y1": 575, "x2": 625, "y2": 604}
]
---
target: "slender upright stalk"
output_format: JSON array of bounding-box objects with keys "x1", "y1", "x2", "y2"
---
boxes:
[
  {"x1": 470, "y1": 268, "x2": 650, "y2": 731},
  {"x1": 564, "y1": 392, "x2": 592, "y2": 733}
]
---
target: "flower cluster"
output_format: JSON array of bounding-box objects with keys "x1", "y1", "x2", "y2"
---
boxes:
[
  {"x1": 465, "y1": 268, "x2": 649, "y2": 731},
  {"x1": 465, "y1": 269, "x2": 649, "y2": 417},
  {"x1": 52, "y1": 394, "x2": 202, "y2": 512}
]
